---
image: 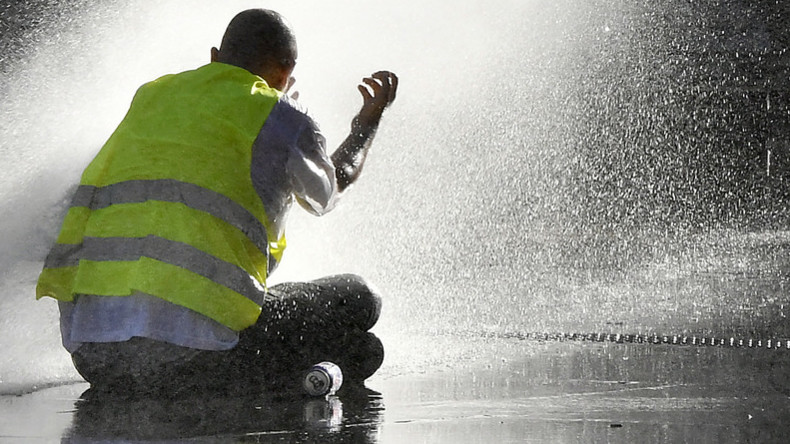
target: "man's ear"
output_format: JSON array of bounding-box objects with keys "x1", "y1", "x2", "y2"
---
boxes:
[{"x1": 210, "y1": 47, "x2": 220, "y2": 63}]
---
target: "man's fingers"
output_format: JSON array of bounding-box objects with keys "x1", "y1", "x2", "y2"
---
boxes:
[
  {"x1": 362, "y1": 77, "x2": 383, "y2": 95},
  {"x1": 285, "y1": 76, "x2": 296, "y2": 93},
  {"x1": 370, "y1": 71, "x2": 398, "y2": 104},
  {"x1": 371, "y1": 71, "x2": 392, "y2": 82},
  {"x1": 387, "y1": 73, "x2": 398, "y2": 103},
  {"x1": 357, "y1": 84, "x2": 373, "y2": 101},
  {"x1": 359, "y1": 71, "x2": 398, "y2": 113}
]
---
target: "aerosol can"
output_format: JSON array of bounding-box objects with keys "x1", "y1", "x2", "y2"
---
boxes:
[{"x1": 303, "y1": 361, "x2": 343, "y2": 397}]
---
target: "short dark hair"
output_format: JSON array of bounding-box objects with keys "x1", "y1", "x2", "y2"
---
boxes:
[{"x1": 218, "y1": 9, "x2": 296, "y2": 71}]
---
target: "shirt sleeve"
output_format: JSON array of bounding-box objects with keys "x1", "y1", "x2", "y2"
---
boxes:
[{"x1": 286, "y1": 116, "x2": 338, "y2": 216}]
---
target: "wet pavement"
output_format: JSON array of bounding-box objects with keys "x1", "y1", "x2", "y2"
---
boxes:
[
  {"x1": 3, "y1": 229, "x2": 790, "y2": 443},
  {"x1": 2, "y1": 335, "x2": 789, "y2": 443},
  {"x1": 375, "y1": 337, "x2": 790, "y2": 443}
]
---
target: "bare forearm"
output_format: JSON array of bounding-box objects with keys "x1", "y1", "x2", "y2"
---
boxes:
[
  {"x1": 331, "y1": 71, "x2": 397, "y2": 192},
  {"x1": 331, "y1": 118, "x2": 378, "y2": 192}
]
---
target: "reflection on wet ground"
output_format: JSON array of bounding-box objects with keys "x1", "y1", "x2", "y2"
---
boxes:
[
  {"x1": 374, "y1": 337, "x2": 790, "y2": 443},
  {"x1": 2, "y1": 336, "x2": 787, "y2": 443},
  {"x1": 60, "y1": 382, "x2": 384, "y2": 443}
]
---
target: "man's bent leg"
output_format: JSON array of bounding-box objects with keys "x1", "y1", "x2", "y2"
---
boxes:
[
  {"x1": 233, "y1": 329, "x2": 385, "y2": 387},
  {"x1": 71, "y1": 337, "x2": 218, "y2": 394},
  {"x1": 232, "y1": 274, "x2": 385, "y2": 385},
  {"x1": 261, "y1": 273, "x2": 382, "y2": 339},
  {"x1": 300, "y1": 330, "x2": 384, "y2": 382},
  {"x1": 309, "y1": 274, "x2": 382, "y2": 332}
]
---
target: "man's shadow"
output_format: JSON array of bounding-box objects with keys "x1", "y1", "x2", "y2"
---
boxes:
[{"x1": 61, "y1": 332, "x2": 385, "y2": 443}]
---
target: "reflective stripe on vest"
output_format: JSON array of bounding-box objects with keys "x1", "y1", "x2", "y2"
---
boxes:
[
  {"x1": 44, "y1": 178, "x2": 273, "y2": 305},
  {"x1": 44, "y1": 236, "x2": 267, "y2": 305},
  {"x1": 69, "y1": 180, "x2": 271, "y2": 255}
]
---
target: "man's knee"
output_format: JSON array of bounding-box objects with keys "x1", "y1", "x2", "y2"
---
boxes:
[
  {"x1": 313, "y1": 273, "x2": 379, "y2": 299},
  {"x1": 267, "y1": 274, "x2": 382, "y2": 332},
  {"x1": 313, "y1": 274, "x2": 381, "y2": 331}
]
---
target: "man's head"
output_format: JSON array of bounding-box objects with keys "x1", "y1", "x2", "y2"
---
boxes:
[{"x1": 211, "y1": 9, "x2": 297, "y2": 90}]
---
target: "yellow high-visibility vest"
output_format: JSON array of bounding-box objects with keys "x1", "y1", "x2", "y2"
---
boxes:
[{"x1": 37, "y1": 62, "x2": 286, "y2": 331}]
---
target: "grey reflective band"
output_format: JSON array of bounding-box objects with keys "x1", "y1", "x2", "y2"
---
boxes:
[
  {"x1": 45, "y1": 236, "x2": 268, "y2": 306},
  {"x1": 70, "y1": 180, "x2": 270, "y2": 256}
]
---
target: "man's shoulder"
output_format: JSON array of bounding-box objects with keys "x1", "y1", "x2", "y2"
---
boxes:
[
  {"x1": 270, "y1": 95, "x2": 320, "y2": 131},
  {"x1": 274, "y1": 94, "x2": 309, "y2": 117}
]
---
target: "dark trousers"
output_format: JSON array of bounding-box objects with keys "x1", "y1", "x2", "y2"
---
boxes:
[{"x1": 71, "y1": 274, "x2": 383, "y2": 396}]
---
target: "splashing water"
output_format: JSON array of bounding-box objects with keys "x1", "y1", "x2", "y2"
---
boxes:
[{"x1": 1, "y1": 0, "x2": 788, "y2": 393}]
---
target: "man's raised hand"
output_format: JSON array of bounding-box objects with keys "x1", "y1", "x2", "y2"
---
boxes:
[{"x1": 356, "y1": 71, "x2": 398, "y2": 128}]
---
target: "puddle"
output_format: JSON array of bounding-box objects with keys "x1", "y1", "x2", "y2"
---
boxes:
[{"x1": 2, "y1": 337, "x2": 788, "y2": 443}]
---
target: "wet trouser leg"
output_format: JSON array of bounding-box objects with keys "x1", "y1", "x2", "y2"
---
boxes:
[{"x1": 71, "y1": 274, "x2": 383, "y2": 394}]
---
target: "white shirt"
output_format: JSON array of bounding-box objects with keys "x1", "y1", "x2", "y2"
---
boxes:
[{"x1": 59, "y1": 94, "x2": 337, "y2": 352}]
